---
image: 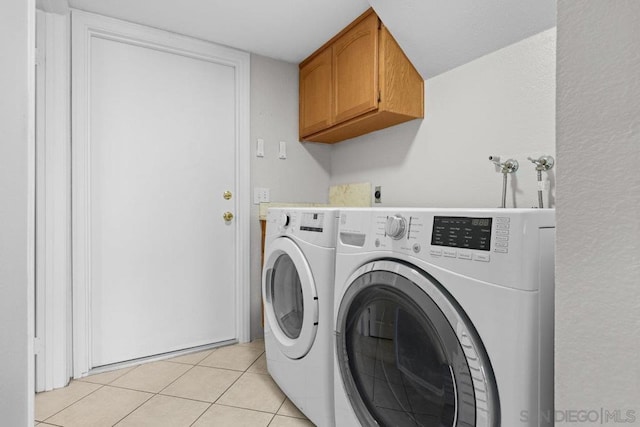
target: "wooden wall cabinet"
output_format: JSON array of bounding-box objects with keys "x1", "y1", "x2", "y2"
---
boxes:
[{"x1": 299, "y1": 8, "x2": 424, "y2": 144}]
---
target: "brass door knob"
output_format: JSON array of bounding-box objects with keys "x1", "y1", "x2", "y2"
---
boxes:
[
  {"x1": 223, "y1": 212, "x2": 234, "y2": 222},
  {"x1": 223, "y1": 191, "x2": 232, "y2": 200}
]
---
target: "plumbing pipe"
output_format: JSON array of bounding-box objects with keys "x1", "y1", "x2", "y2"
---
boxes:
[
  {"x1": 489, "y1": 156, "x2": 519, "y2": 208},
  {"x1": 527, "y1": 156, "x2": 555, "y2": 209}
]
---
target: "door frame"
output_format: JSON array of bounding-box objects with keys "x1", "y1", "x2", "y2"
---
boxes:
[
  {"x1": 35, "y1": 8, "x2": 72, "y2": 392},
  {"x1": 71, "y1": 9, "x2": 251, "y2": 378}
]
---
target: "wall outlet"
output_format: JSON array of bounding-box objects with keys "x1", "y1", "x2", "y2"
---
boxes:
[
  {"x1": 254, "y1": 187, "x2": 270, "y2": 204},
  {"x1": 374, "y1": 186, "x2": 382, "y2": 204}
]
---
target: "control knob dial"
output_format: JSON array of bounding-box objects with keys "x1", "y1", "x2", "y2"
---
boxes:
[
  {"x1": 279, "y1": 213, "x2": 291, "y2": 228},
  {"x1": 385, "y1": 215, "x2": 407, "y2": 240}
]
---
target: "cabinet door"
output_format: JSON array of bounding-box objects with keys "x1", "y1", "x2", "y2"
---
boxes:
[
  {"x1": 333, "y1": 12, "x2": 379, "y2": 125},
  {"x1": 299, "y1": 48, "x2": 333, "y2": 138}
]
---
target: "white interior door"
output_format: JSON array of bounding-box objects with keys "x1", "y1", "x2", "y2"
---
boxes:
[{"x1": 72, "y1": 13, "x2": 246, "y2": 368}]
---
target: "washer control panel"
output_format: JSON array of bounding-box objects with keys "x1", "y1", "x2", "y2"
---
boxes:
[
  {"x1": 431, "y1": 216, "x2": 492, "y2": 251},
  {"x1": 276, "y1": 210, "x2": 327, "y2": 233},
  {"x1": 266, "y1": 207, "x2": 340, "y2": 248},
  {"x1": 299, "y1": 211, "x2": 326, "y2": 232},
  {"x1": 494, "y1": 216, "x2": 511, "y2": 254},
  {"x1": 344, "y1": 210, "x2": 536, "y2": 266},
  {"x1": 338, "y1": 208, "x2": 555, "y2": 291}
]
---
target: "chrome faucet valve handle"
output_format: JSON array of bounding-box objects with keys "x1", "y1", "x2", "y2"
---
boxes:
[
  {"x1": 488, "y1": 155, "x2": 518, "y2": 174},
  {"x1": 527, "y1": 155, "x2": 555, "y2": 171},
  {"x1": 501, "y1": 159, "x2": 519, "y2": 174}
]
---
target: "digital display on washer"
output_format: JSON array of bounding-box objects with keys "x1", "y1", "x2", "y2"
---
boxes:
[{"x1": 431, "y1": 216, "x2": 492, "y2": 251}]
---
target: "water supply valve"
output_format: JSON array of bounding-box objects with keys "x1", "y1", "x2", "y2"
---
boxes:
[
  {"x1": 488, "y1": 155, "x2": 519, "y2": 208},
  {"x1": 527, "y1": 155, "x2": 555, "y2": 208},
  {"x1": 527, "y1": 155, "x2": 555, "y2": 171},
  {"x1": 489, "y1": 155, "x2": 519, "y2": 174}
]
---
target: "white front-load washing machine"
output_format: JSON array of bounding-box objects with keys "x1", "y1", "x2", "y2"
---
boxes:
[
  {"x1": 333, "y1": 208, "x2": 555, "y2": 427},
  {"x1": 262, "y1": 207, "x2": 340, "y2": 427}
]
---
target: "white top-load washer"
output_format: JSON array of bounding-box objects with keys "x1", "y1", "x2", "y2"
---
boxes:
[
  {"x1": 333, "y1": 208, "x2": 555, "y2": 427},
  {"x1": 262, "y1": 207, "x2": 340, "y2": 427}
]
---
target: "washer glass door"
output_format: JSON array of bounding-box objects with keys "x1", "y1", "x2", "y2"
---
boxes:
[
  {"x1": 263, "y1": 237, "x2": 318, "y2": 359},
  {"x1": 336, "y1": 261, "x2": 498, "y2": 427}
]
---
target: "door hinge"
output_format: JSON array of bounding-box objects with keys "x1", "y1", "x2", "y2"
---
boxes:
[
  {"x1": 34, "y1": 337, "x2": 43, "y2": 356},
  {"x1": 35, "y1": 47, "x2": 45, "y2": 67}
]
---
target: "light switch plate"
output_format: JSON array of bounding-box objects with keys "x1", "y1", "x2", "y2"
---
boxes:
[
  {"x1": 279, "y1": 141, "x2": 287, "y2": 159},
  {"x1": 256, "y1": 138, "x2": 265, "y2": 157}
]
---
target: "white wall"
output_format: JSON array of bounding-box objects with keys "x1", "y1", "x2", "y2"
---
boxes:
[
  {"x1": 250, "y1": 54, "x2": 332, "y2": 338},
  {"x1": 331, "y1": 29, "x2": 556, "y2": 209},
  {"x1": 556, "y1": 1, "x2": 640, "y2": 423},
  {"x1": 0, "y1": 0, "x2": 35, "y2": 424}
]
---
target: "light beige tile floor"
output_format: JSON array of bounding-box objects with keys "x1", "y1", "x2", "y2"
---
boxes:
[{"x1": 35, "y1": 340, "x2": 315, "y2": 426}]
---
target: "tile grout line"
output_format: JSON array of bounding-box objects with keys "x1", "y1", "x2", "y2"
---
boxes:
[
  {"x1": 74, "y1": 365, "x2": 136, "y2": 386},
  {"x1": 40, "y1": 364, "x2": 145, "y2": 425},
  {"x1": 275, "y1": 396, "x2": 287, "y2": 416},
  {"x1": 162, "y1": 348, "x2": 217, "y2": 367},
  {"x1": 253, "y1": 347, "x2": 287, "y2": 424},
  {"x1": 109, "y1": 390, "x2": 154, "y2": 427},
  {"x1": 38, "y1": 383, "x2": 107, "y2": 424},
  {"x1": 265, "y1": 412, "x2": 277, "y2": 426},
  {"x1": 102, "y1": 350, "x2": 268, "y2": 404},
  {"x1": 187, "y1": 402, "x2": 214, "y2": 426},
  {"x1": 111, "y1": 361, "x2": 201, "y2": 426},
  {"x1": 35, "y1": 421, "x2": 65, "y2": 427},
  {"x1": 211, "y1": 350, "x2": 264, "y2": 405},
  {"x1": 251, "y1": 348, "x2": 290, "y2": 419},
  {"x1": 267, "y1": 412, "x2": 313, "y2": 426},
  {"x1": 95, "y1": 364, "x2": 152, "y2": 427},
  {"x1": 187, "y1": 363, "x2": 252, "y2": 374},
  {"x1": 212, "y1": 402, "x2": 290, "y2": 416},
  {"x1": 157, "y1": 362, "x2": 199, "y2": 394},
  {"x1": 271, "y1": 399, "x2": 313, "y2": 422},
  {"x1": 188, "y1": 349, "x2": 266, "y2": 427}
]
